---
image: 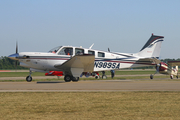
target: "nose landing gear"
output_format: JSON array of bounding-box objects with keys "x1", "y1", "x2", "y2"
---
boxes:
[{"x1": 26, "y1": 70, "x2": 32, "y2": 82}]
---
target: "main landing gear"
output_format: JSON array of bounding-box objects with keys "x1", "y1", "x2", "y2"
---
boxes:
[
  {"x1": 170, "y1": 75, "x2": 178, "y2": 79},
  {"x1": 64, "y1": 75, "x2": 79, "y2": 82},
  {"x1": 26, "y1": 70, "x2": 32, "y2": 82}
]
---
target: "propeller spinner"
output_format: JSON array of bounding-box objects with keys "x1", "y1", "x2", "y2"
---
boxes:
[{"x1": 8, "y1": 42, "x2": 19, "y2": 60}]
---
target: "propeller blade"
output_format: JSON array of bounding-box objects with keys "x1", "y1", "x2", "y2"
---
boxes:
[
  {"x1": 156, "y1": 63, "x2": 161, "y2": 73},
  {"x1": 157, "y1": 65, "x2": 159, "y2": 72},
  {"x1": 16, "y1": 41, "x2": 18, "y2": 54}
]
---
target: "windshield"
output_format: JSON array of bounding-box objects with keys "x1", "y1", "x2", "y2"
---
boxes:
[{"x1": 48, "y1": 46, "x2": 62, "y2": 53}]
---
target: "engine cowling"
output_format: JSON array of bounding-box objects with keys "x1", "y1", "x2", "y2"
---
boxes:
[{"x1": 156, "y1": 62, "x2": 168, "y2": 74}]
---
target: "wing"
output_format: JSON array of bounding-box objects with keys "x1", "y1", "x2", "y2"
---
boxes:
[
  {"x1": 136, "y1": 58, "x2": 161, "y2": 65},
  {"x1": 168, "y1": 61, "x2": 180, "y2": 66},
  {"x1": 54, "y1": 54, "x2": 95, "y2": 77}
]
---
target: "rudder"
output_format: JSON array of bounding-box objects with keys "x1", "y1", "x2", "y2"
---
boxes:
[{"x1": 136, "y1": 34, "x2": 164, "y2": 58}]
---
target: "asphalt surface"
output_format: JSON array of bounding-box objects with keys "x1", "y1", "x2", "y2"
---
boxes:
[{"x1": 1, "y1": 80, "x2": 180, "y2": 92}]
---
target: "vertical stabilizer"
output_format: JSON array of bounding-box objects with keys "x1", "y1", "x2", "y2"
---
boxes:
[{"x1": 136, "y1": 34, "x2": 164, "y2": 58}]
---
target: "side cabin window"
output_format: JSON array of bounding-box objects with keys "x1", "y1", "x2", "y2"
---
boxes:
[
  {"x1": 88, "y1": 50, "x2": 95, "y2": 55},
  {"x1": 58, "y1": 47, "x2": 73, "y2": 55},
  {"x1": 98, "y1": 52, "x2": 105, "y2": 57},
  {"x1": 75, "y1": 48, "x2": 84, "y2": 55}
]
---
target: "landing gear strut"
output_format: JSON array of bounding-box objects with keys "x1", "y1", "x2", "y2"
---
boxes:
[{"x1": 26, "y1": 70, "x2": 32, "y2": 82}]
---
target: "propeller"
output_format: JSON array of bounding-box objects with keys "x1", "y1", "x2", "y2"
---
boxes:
[
  {"x1": 151, "y1": 62, "x2": 162, "y2": 79},
  {"x1": 16, "y1": 41, "x2": 18, "y2": 54},
  {"x1": 155, "y1": 63, "x2": 161, "y2": 73},
  {"x1": 15, "y1": 41, "x2": 18, "y2": 70},
  {"x1": 8, "y1": 42, "x2": 20, "y2": 70},
  {"x1": 8, "y1": 42, "x2": 19, "y2": 60}
]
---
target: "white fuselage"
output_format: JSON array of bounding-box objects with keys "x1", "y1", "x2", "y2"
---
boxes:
[{"x1": 18, "y1": 46, "x2": 154, "y2": 72}]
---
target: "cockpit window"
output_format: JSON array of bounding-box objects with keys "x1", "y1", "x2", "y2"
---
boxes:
[
  {"x1": 58, "y1": 47, "x2": 73, "y2": 55},
  {"x1": 48, "y1": 46, "x2": 62, "y2": 53}
]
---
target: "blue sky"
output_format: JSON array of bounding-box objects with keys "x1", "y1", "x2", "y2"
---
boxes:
[{"x1": 0, "y1": 0, "x2": 180, "y2": 59}]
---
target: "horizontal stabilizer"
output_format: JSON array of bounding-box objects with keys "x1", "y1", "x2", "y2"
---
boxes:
[
  {"x1": 168, "y1": 61, "x2": 180, "y2": 66},
  {"x1": 136, "y1": 58, "x2": 161, "y2": 65}
]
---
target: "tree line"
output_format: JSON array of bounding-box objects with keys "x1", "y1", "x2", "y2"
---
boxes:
[
  {"x1": 1, "y1": 56, "x2": 180, "y2": 70},
  {"x1": 0, "y1": 56, "x2": 27, "y2": 69}
]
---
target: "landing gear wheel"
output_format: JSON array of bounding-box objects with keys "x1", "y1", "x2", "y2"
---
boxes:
[
  {"x1": 150, "y1": 74, "x2": 153, "y2": 79},
  {"x1": 72, "y1": 77, "x2": 79, "y2": 82},
  {"x1": 64, "y1": 75, "x2": 72, "y2": 82},
  {"x1": 102, "y1": 75, "x2": 107, "y2": 79},
  {"x1": 26, "y1": 76, "x2": 32, "y2": 82},
  {"x1": 170, "y1": 75, "x2": 173, "y2": 79},
  {"x1": 95, "y1": 75, "x2": 100, "y2": 79},
  {"x1": 102, "y1": 71, "x2": 107, "y2": 79}
]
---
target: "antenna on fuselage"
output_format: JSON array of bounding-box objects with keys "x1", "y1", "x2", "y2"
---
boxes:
[
  {"x1": 89, "y1": 43, "x2": 94, "y2": 49},
  {"x1": 108, "y1": 48, "x2": 110, "y2": 52}
]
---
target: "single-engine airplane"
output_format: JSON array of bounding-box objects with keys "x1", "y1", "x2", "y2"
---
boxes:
[
  {"x1": 150, "y1": 61, "x2": 180, "y2": 79},
  {"x1": 8, "y1": 34, "x2": 164, "y2": 82}
]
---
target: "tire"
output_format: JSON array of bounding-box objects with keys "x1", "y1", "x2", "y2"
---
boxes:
[
  {"x1": 102, "y1": 75, "x2": 107, "y2": 79},
  {"x1": 26, "y1": 76, "x2": 32, "y2": 82},
  {"x1": 170, "y1": 75, "x2": 173, "y2": 79},
  {"x1": 176, "y1": 74, "x2": 178, "y2": 79},
  {"x1": 95, "y1": 76, "x2": 99, "y2": 79},
  {"x1": 150, "y1": 74, "x2": 153, "y2": 79},
  {"x1": 64, "y1": 75, "x2": 72, "y2": 82},
  {"x1": 72, "y1": 77, "x2": 79, "y2": 82}
]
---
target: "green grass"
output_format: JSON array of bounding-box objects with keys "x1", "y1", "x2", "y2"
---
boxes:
[{"x1": 0, "y1": 92, "x2": 180, "y2": 120}]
